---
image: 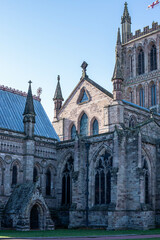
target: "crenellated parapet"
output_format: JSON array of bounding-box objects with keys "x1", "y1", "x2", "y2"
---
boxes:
[
  {"x1": 127, "y1": 22, "x2": 160, "y2": 43},
  {"x1": 0, "y1": 85, "x2": 41, "y2": 101}
]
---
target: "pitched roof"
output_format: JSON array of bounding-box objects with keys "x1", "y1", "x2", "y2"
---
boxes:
[
  {"x1": 0, "y1": 88, "x2": 59, "y2": 140},
  {"x1": 58, "y1": 77, "x2": 113, "y2": 115}
]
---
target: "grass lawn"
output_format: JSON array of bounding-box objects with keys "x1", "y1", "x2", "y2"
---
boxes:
[{"x1": 0, "y1": 228, "x2": 160, "y2": 238}]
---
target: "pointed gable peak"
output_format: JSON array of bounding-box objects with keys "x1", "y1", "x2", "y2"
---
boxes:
[
  {"x1": 112, "y1": 54, "x2": 123, "y2": 80},
  {"x1": 117, "y1": 28, "x2": 121, "y2": 45},
  {"x1": 53, "y1": 75, "x2": 64, "y2": 101},
  {"x1": 121, "y1": 2, "x2": 131, "y2": 24},
  {"x1": 23, "y1": 81, "x2": 35, "y2": 116}
]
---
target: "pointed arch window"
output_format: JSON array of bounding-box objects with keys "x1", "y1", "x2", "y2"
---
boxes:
[
  {"x1": 150, "y1": 45, "x2": 157, "y2": 71},
  {"x1": 143, "y1": 159, "x2": 149, "y2": 204},
  {"x1": 139, "y1": 88, "x2": 144, "y2": 107},
  {"x1": 80, "y1": 113, "x2": 88, "y2": 136},
  {"x1": 12, "y1": 165, "x2": 17, "y2": 185},
  {"x1": 46, "y1": 169, "x2": 51, "y2": 196},
  {"x1": 62, "y1": 156, "x2": 74, "y2": 205},
  {"x1": 95, "y1": 151, "x2": 112, "y2": 205},
  {"x1": 92, "y1": 119, "x2": 99, "y2": 135},
  {"x1": 33, "y1": 167, "x2": 38, "y2": 182},
  {"x1": 151, "y1": 84, "x2": 156, "y2": 106},
  {"x1": 71, "y1": 125, "x2": 76, "y2": 140},
  {"x1": 138, "y1": 49, "x2": 144, "y2": 75}
]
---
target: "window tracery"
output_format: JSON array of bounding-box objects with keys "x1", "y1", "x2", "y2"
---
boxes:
[
  {"x1": 95, "y1": 151, "x2": 112, "y2": 205},
  {"x1": 62, "y1": 156, "x2": 74, "y2": 205},
  {"x1": 150, "y1": 44, "x2": 157, "y2": 71}
]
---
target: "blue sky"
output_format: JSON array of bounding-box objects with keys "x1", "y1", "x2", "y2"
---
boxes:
[{"x1": 0, "y1": 0, "x2": 160, "y2": 120}]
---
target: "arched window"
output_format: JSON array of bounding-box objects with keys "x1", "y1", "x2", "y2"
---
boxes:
[
  {"x1": 71, "y1": 125, "x2": 76, "y2": 140},
  {"x1": 33, "y1": 167, "x2": 38, "y2": 182},
  {"x1": 62, "y1": 156, "x2": 74, "y2": 205},
  {"x1": 151, "y1": 84, "x2": 156, "y2": 106},
  {"x1": 143, "y1": 159, "x2": 149, "y2": 204},
  {"x1": 46, "y1": 169, "x2": 51, "y2": 196},
  {"x1": 129, "y1": 116, "x2": 136, "y2": 128},
  {"x1": 12, "y1": 165, "x2": 17, "y2": 185},
  {"x1": 150, "y1": 45, "x2": 157, "y2": 71},
  {"x1": 80, "y1": 113, "x2": 88, "y2": 136},
  {"x1": 138, "y1": 49, "x2": 144, "y2": 75},
  {"x1": 95, "y1": 151, "x2": 112, "y2": 205},
  {"x1": 139, "y1": 88, "x2": 144, "y2": 107},
  {"x1": 92, "y1": 119, "x2": 99, "y2": 135}
]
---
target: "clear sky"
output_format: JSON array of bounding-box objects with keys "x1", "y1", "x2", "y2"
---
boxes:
[{"x1": 0, "y1": 0, "x2": 160, "y2": 121}]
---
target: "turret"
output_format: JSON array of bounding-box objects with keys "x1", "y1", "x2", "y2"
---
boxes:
[
  {"x1": 121, "y1": 2, "x2": 131, "y2": 44},
  {"x1": 112, "y1": 52, "x2": 124, "y2": 101},
  {"x1": 53, "y1": 75, "x2": 64, "y2": 119},
  {"x1": 23, "y1": 81, "x2": 36, "y2": 138}
]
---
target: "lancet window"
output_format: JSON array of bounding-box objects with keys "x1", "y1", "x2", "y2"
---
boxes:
[
  {"x1": 151, "y1": 84, "x2": 156, "y2": 106},
  {"x1": 46, "y1": 168, "x2": 51, "y2": 196},
  {"x1": 12, "y1": 165, "x2": 17, "y2": 185},
  {"x1": 71, "y1": 125, "x2": 76, "y2": 140},
  {"x1": 150, "y1": 44, "x2": 157, "y2": 71},
  {"x1": 95, "y1": 151, "x2": 112, "y2": 205},
  {"x1": 62, "y1": 156, "x2": 74, "y2": 205},
  {"x1": 92, "y1": 119, "x2": 99, "y2": 135},
  {"x1": 139, "y1": 88, "x2": 144, "y2": 107},
  {"x1": 33, "y1": 167, "x2": 38, "y2": 182},
  {"x1": 143, "y1": 159, "x2": 149, "y2": 204},
  {"x1": 138, "y1": 49, "x2": 144, "y2": 75},
  {"x1": 80, "y1": 113, "x2": 88, "y2": 136}
]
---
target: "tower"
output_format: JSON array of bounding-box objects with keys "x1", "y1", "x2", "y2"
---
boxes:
[
  {"x1": 23, "y1": 81, "x2": 36, "y2": 138},
  {"x1": 53, "y1": 75, "x2": 64, "y2": 119},
  {"x1": 121, "y1": 2, "x2": 131, "y2": 44}
]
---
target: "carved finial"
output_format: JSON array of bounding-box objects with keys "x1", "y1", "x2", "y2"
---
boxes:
[
  {"x1": 28, "y1": 80, "x2": 32, "y2": 85},
  {"x1": 57, "y1": 75, "x2": 60, "y2": 81},
  {"x1": 81, "y1": 61, "x2": 88, "y2": 78},
  {"x1": 37, "y1": 87, "x2": 42, "y2": 98}
]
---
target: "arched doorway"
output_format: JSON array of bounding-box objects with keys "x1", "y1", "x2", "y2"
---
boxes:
[{"x1": 30, "y1": 205, "x2": 39, "y2": 229}]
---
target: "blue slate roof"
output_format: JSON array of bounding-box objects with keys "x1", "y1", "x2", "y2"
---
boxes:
[
  {"x1": 122, "y1": 100, "x2": 150, "y2": 112},
  {"x1": 0, "y1": 89, "x2": 59, "y2": 140}
]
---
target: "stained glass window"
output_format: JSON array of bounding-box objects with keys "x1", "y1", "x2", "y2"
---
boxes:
[
  {"x1": 93, "y1": 119, "x2": 99, "y2": 135},
  {"x1": 71, "y1": 125, "x2": 76, "y2": 140},
  {"x1": 150, "y1": 45, "x2": 157, "y2": 71},
  {"x1": 151, "y1": 84, "x2": 156, "y2": 106},
  {"x1": 95, "y1": 151, "x2": 112, "y2": 205},
  {"x1": 12, "y1": 165, "x2": 17, "y2": 185},
  {"x1": 138, "y1": 49, "x2": 144, "y2": 75},
  {"x1": 80, "y1": 113, "x2": 88, "y2": 136},
  {"x1": 62, "y1": 157, "x2": 74, "y2": 205},
  {"x1": 80, "y1": 91, "x2": 88, "y2": 103}
]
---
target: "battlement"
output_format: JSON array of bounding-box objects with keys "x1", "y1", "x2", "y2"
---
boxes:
[
  {"x1": 0, "y1": 85, "x2": 41, "y2": 101},
  {"x1": 128, "y1": 21, "x2": 160, "y2": 42}
]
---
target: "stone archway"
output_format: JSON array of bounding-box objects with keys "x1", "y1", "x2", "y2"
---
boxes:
[{"x1": 30, "y1": 205, "x2": 39, "y2": 229}]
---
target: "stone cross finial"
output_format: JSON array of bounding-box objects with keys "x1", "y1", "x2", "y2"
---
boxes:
[
  {"x1": 28, "y1": 80, "x2": 32, "y2": 85},
  {"x1": 81, "y1": 61, "x2": 88, "y2": 78}
]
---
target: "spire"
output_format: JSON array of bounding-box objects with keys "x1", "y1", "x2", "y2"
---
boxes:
[
  {"x1": 23, "y1": 81, "x2": 36, "y2": 138},
  {"x1": 121, "y1": 2, "x2": 131, "y2": 24},
  {"x1": 53, "y1": 75, "x2": 64, "y2": 101},
  {"x1": 117, "y1": 28, "x2": 121, "y2": 45},
  {"x1": 112, "y1": 53, "x2": 123, "y2": 80},
  {"x1": 23, "y1": 81, "x2": 35, "y2": 116},
  {"x1": 112, "y1": 54, "x2": 123, "y2": 101}
]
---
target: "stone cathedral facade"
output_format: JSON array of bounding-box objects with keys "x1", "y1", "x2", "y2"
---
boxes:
[{"x1": 1, "y1": 2, "x2": 160, "y2": 230}]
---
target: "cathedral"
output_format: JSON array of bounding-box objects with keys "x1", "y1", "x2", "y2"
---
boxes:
[{"x1": 0, "y1": 2, "x2": 160, "y2": 230}]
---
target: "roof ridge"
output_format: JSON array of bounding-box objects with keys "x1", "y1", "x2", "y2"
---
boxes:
[{"x1": 0, "y1": 85, "x2": 41, "y2": 102}]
